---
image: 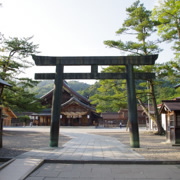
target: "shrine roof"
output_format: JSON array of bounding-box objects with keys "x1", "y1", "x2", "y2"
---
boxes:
[
  {"x1": 61, "y1": 97, "x2": 96, "y2": 112},
  {"x1": 40, "y1": 81, "x2": 89, "y2": 104},
  {"x1": 32, "y1": 108, "x2": 51, "y2": 116},
  {"x1": 1, "y1": 107, "x2": 17, "y2": 118},
  {"x1": 160, "y1": 98, "x2": 180, "y2": 113}
]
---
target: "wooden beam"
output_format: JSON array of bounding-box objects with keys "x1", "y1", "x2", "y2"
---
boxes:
[
  {"x1": 35, "y1": 72, "x2": 155, "y2": 80},
  {"x1": 32, "y1": 55, "x2": 158, "y2": 66}
]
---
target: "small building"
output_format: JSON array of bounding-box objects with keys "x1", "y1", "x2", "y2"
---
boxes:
[
  {"x1": 2, "y1": 107, "x2": 17, "y2": 126},
  {"x1": 159, "y1": 97, "x2": 180, "y2": 145},
  {"x1": 31, "y1": 81, "x2": 101, "y2": 126}
]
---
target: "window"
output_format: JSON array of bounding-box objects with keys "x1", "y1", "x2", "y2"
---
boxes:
[
  {"x1": 170, "y1": 115, "x2": 174, "y2": 126},
  {"x1": 176, "y1": 114, "x2": 180, "y2": 127}
]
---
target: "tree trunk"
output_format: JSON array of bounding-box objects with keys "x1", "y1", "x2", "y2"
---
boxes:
[
  {"x1": 137, "y1": 98, "x2": 155, "y2": 122},
  {"x1": 149, "y1": 80, "x2": 165, "y2": 135},
  {"x1": 137, "y1": 80, "x2": 165, "y2": 135}
]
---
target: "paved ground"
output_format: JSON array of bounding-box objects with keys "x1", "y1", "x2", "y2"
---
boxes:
[
  {"x1": 26, "y1": 163, "x2": 180, "y2": 180},
  {"x1": 1, "y1": 126, "x2": 180, "y2": 160},
  {"x1": 0, "y1": 127, "x2": 180, "y2": 180},
  {"x1": 16, "y1": 129, "x2": 143, "y2": 161}
]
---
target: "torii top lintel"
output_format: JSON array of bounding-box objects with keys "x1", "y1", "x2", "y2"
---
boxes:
[{"x1": 32, "y1": 55, "x2": 158, "y2": 66}]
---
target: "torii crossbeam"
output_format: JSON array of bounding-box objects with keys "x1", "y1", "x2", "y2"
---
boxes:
[{"x1": 32, "y1": 55, "x2": 158, "y2": 148}]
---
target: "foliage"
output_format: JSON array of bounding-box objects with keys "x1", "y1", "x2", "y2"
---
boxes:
[
  {"x1": 18, "y1": 115, "x2": 30, "y2": 125},
  {"x1": 104, "y1": 0, "x2": 162, "y2": 55},
  {"x1": 155, "y1": 60, "x2": 180, "y2": 103},
  {"x1": 68, "y1": 81, "x2": 91, "y2": 92},
  {"x1": 152, "y1": 0, "x2": 180, "y2": 60},
  {"x1": 92, "y1": 0, "x2": 179, "y2": 134},
  {"x1": 29, "y1": 80, "x2": 54, "y2": 98},
  {"x1": 0, "y1": 36, "x2": 44, "y2": 112},
  {"x1": 99, "y1": 1, "x2": 162, "y2": 114},
  {"x1": 0, "y1": 36, "x2": 39, "y2": 78},
  {"x1": 29, "y1": 80, "x2": 91, "y2": 98},
  {"x1": 78, "y1": 81, "x2": 100, "y2": 99},
  {"x1": 156, "y1": 60, "x2": 180, "y2": 83},
  {"x1": 89, "y1": 67, "x2": 127, "y2": 113}
]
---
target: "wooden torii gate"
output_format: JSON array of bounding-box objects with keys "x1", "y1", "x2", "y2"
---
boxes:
[{"x1": 32, "y1": 55, "x2": 158, "y2": 148}]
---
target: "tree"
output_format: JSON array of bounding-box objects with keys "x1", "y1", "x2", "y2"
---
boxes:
[
  {"x1": 152, "y1": 0, "x2": 180, "y2": 60},
  {"x1": 104, "y1": 0, "x2": 162, "y2": 55},
  {"x1": 0, "y1": 36, "x2": 44, "y2": 112},
  {"x1": 79, "y1": 81, "x2": 100, "y2": 99},
  {"x1": 18, "y1": 115, "x2": 30, "y2": 126},
  {"x1": 104, "y1": 0, "x2": 165, "y2": 134},
  {"x1": 155, "y1": 60, "x2": 180, "y2": 102},
  {"x1": 90, "y1": 67, "x2": 127, "y2": 113}
]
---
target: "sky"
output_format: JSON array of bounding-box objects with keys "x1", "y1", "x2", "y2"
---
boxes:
[{"x1": 0, "y1": 0, "x2": 174, "y2": 84}]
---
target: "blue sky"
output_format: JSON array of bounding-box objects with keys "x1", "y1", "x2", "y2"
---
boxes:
[{"x1": 0, "y1": 0, "x2": 174, "y2": 84}]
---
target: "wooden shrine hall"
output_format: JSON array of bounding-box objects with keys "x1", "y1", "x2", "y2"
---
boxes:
[{"x1": 31, "y1": 81, "x2": 101, "y2": 126}]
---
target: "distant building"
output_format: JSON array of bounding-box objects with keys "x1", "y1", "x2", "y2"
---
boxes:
[
  {"x1": 101, "y1": 112, "x2": 120, "y2": 127},
  {"x1": 31, "y1": 81, "x2": 101, "y2": 126},
  {"x1": 101, "y1": 106, "x2": 147, "y2": 128}
]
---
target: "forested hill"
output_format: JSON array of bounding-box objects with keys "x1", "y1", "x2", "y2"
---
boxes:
[{"x1": 30, "y1": 80, "x2": 91, "y2": 98}]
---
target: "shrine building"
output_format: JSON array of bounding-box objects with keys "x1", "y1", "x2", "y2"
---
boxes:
[{"x1": 31, "y1": 81, "x2": 101, "y2": 126}]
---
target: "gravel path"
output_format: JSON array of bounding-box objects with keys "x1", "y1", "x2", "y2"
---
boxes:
[
  {"x1": 0, "y1": 130, "x2": 71, "y2": 158},
  {"x1": 93, "y1": 131, "x2": 180, "y2": 161}
]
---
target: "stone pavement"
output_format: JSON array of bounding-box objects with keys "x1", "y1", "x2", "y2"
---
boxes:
[
  {"x1": 1, "y1": 127, "x2": 180, "y2": 180},
  {"x1": 26, "y1": 163, "x2": 180, "y2": 180},
  {"x1": 16, "y1": 131, "x2": 143, "y2": 161}
]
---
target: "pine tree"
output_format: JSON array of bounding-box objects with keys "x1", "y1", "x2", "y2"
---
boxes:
[
  {"x1": 0, "y1": 36, "x2": 44, "y2": 112},
  {"x1": 152, "y1": 0, "x2": 180, "y2": 61},
  {"x1": 104, "y1": 0, "x2": 165, "y2": 134}
]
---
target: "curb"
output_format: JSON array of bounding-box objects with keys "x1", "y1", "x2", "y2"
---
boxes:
[
  {"x1": 44, "y1": 159, "x2": 180, "y2": 165},
  {"x1": 0, "y1": 158, "x2": 14, "y2": 170}
]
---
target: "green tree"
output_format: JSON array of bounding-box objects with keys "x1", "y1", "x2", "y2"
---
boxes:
[
  {"x1": 104, "y1": 0, "x2": 162, "y2": 55},
  {"x1": 104, "y1": 0, "x2": 165, "y2": 134},
  {"x1": 79, "y1": 81, "x2": 100, "y2": 99},
  {"x1": 18, "y1": 115, "x2": 30, "y2": 126},
  {"x1": 68, "y1": 81, "x2": 91, "y2": 92},
  {"x1": 152, "y1": 0, "x2": 180, "y2": 60},
  {"x1": 90, "y1": 67, "x2": 127, "y2": 113},
  {"x1": 157, "y1": 60, "x2": 180, "y2": 83},
  {"x1": 0, "y1": 36, "x2": 44, "y2": 112},
  {"x1": 155, "y1": 60, "x2": 180, "y2": 102}
]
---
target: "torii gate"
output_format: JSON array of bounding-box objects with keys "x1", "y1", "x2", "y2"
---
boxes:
[{"x1": 32, "y1": 55, "x2": 158, "y2": 148}]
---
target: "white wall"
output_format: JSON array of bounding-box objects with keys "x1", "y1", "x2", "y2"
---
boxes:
[{"x1": 161, "y1": 113, "x2": 166, "y2": 130}]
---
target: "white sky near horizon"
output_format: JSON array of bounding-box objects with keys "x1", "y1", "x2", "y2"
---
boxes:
[{"x1": 0, "y1": 0, "x2": 174, "y2": 84}]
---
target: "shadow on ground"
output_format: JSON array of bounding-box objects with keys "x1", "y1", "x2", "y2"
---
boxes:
[{"x1": 0, "y1": 130, "x2": 71, "y2": 158}]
